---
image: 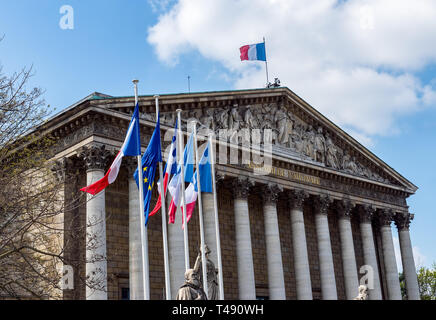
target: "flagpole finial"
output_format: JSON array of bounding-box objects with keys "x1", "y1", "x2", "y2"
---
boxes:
[
  {"x1": 176, "y1": 108, "x2": 182, "y2": 114},
  {"x1": 154, "y1": 94, "x2": 159, "y2": 98},
  {"x1": 132, "y1": 79, "x2": 139, "y2": 85}
]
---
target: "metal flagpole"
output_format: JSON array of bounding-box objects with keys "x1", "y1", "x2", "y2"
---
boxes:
[
  {"x1": 193, "y1": 121, "x2": 209, "y2": 299},
  {"x1": 132, "y1": 80, "x2": 150, "y2": 300},
  {"x1": 176, "y1": 109, "x2": 190, "y2": 271},
  {"x1": 154, "y1": 95, "x2": 171, "y2": 300},
  {"x1": 263, "y1": 36, "x2": 269, "y2": 86},
  {"x1": 209, "y1": 133, "x2": 224, "y2": 300}
]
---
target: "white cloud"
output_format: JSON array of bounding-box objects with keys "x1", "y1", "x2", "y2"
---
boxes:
[{"x1": 147, "y1": 0, "x2": 436, "y2": 143}]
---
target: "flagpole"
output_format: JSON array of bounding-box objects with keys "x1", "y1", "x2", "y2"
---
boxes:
[
  {"x1": 263, "y1": 36, "x2": 269, "y2": 86},
  {"x1": 155, "y1": 95, "x2": 171, "y2": 300},
  {"x1": 193, "y1": 121, "x2": 209, "y2": 299},
  {"x1": 133, "y1": 80, "x2": 150, "y2": 300},
  {"x1": 209, "y1": 133, "x2": 224, "y2": 300},
  {"x1": 176, "y1": 109, "x2": 190, "y2": 271}
]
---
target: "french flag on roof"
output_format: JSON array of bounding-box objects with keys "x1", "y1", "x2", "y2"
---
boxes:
[{"x1": 240, "y1": 42, "x2": 266, "y2": 61}]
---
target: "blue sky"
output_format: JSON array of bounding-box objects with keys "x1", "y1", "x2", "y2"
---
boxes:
[{"x1": 0, "y1": 0, "x2": 434, "y2": 269}]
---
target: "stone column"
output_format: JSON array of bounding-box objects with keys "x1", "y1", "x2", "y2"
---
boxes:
[
  {"x1": 336, "y1": 199, "x2": 359, "y2": 299},
  {"x1": 394, "y1": 212, "x2": 420, "y2": 300},
  {"x1": 232, "y1": 177, "x2": 256, "y2": 300},
  {"x1": 79, "y1": 145, "x2": 111, "y2": 300},
  {"x1": 261, "y1": 183, "x2": 286, "y2": 300},
  {"x1": 288, "y1": 189, "x2": 312, "y2": 300},
  {"x1": 165, "y1": 191, "x2": 185, "y2": 299},
  {"x1": 313, "y1": 194, "x2": 337, "y2": 300},
  {"x1": 203, "y1": 192, "x2": 218, "y2": 263},
  {"x1": 378, "y1": 209, "x2": 402, "y2": 300},
  {"x1": 358, "y1": 205, "x2": 382, "y2": 300},
  {"x1": 202, "y1": 171, "x2": 225, "y2": 299},
  {"x1": 125, "y1": 158, "x2": 144, "y2": 300}
]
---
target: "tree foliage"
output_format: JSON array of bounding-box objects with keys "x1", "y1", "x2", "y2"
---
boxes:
[
  {"x1": 417, "y1": 263, "x2": 436, "y2": 300},
  {"x1": 399, "y1": 263, "x2": 436, "y2": 300},
  {"x1": 0, "y1": 51, "x2": 98, "y2": 299}
]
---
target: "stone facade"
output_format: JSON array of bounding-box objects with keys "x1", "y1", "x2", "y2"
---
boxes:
[{"x1": 40, "y1": 88, "x2": 419, "y2": 300}]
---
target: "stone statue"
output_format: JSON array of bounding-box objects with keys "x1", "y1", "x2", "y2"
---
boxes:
[
  {"x1": 140, "y1": 112, "x2": 155, "y2": 122},
  {"x1": 342, "y1": 153, "x2": 358, "y2": 174},
  {"x1": 216, "y1": 107, "x2": 229, "y2": 130},
  {"x1": 353, "y1": 285, "x2": 368, "y2": 300},
  {"x1": 229, "y1": 106, "x2": 242, "y2": 132},
  {"x1": 314, "y1": 127, "x2": 326, "y2": 163},
  {"x1": 261, "y1": 103, "x2": 275, "y2": 130},
  {"x1": 274, "y1": 105, "x2": 289, "y2": 146},
  {"x1": 162, "y1": 112, "x2": 175, "y2": 126},
  {"x1": 325, "y1": 133, "x2": 339, "y2": 169},
  {"x1": 303, "y1": 125, "x2": 316, "y2": 160},
  {"x1": 193, "y1": 245, "x2": 219, "y2": 300},
  {"x1": 244, "y1": 105, "x2": 258, "y2": 129},
  {"x1": 176, "y1": 268, "x2": 208, "y2": 300},
  {"x1": 200, "y1": 108, "x2": 215, "y2": 131}
]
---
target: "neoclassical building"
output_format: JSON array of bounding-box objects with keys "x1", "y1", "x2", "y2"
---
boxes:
[{"x1": 48, "y1": 87, "x2": 419, "y2": 300}]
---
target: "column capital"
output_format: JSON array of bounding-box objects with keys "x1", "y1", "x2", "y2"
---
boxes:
[
  {"x1": 394, "y1": 212, "x2": 414, "y2": 231},
  {"x1": 358, "y1": 204, "x2": 376, "y2": 223},
  {"x1": 377, "y1": 208, "x2": 394, "y2": 227},
  {"x1": 50, "y1": 157, "x2": 77, "y2": 183},
  {"x1": 261, "y1": 183, "x2": 283, "y2": 205},
  {"x1": 78, "y1": 145, "x2": 112, "y2": 171},
  {"x1": 231, "y1": 176, "x2": 254, "y2": 200},
  {"x1": 313, "y1": 194, "x2": 333, "y2": 215},
  {"x1": 287, "y1": 189, "x2": 309, "y2": 211},
  {"x1": 335, "y1": 198, "x2": 356, "y2": 219}
]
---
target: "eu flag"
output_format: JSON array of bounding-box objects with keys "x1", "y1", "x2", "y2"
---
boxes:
[{"x1": 134, "y1": 115, "x2": 162, "y2": 226}]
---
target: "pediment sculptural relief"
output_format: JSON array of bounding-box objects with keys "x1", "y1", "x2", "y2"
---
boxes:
[{"x1": 136, "y1": 102, "x2": 391, "y2": 185}]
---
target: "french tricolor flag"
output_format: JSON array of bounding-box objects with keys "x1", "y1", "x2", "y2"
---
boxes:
[
  {"x1": 239, "y1": 42, "x2": 266, "y2": 61},
  {"x1": 80, "y1": 103, "x2": 141, "y2": 195},
  {"x1": 167, "y1": 133, "x2": 194, "y2": 224},
  {"x1": 149, "y1": 123, "x2": 178, "y2": 217}
]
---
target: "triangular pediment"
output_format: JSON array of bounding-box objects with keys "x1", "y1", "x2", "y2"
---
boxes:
[{"x1": 98, "y1": 88, "x2": 416, "y2": 193}]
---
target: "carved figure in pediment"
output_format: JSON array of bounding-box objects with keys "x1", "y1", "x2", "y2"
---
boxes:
[
  {"x1": 274, "y1": 105, "x2": 289, "y2": 146},
  {"x1": 325, "y1": 133, "x2": 339, "y2": 169},
  {"x1": 260, "y1": 103, "x2": 276, "y2": 131},
  {"x1": 303, "y1": 125, "x2": 316, "y2": 160},
  {"x1": 285, "y1": 110, "x2": 295, "y2": 144},
  {"x1": 244, "y1": 105, "x2": 259, "y2": 129},
  {"x1": 228, "y1": 107, "x2": 242, "y2": 143},
  {"x1": 162, "y1": 112, "x2": 175, "y2": 126},
  {"x1": 185, "y1": 109, "x2": 201, "y2": 129},
  {"x1": 314, "y1": 127, "x2": 326, "y2": 163},
  {"x1": 216, "y1": 107, "x2": 229, "y2": 130},
  {"x1": 358, "y1": 163, "x2": 372, "y2": 179},
  {"x1": 140, "y1": 112, "x2": 155, "y2": 122},
  {"x1": 229, "y1": 107, "x2": 242, "y2": 131},
  {"x1": 352, "y1": 157, "x2": 364, "y2": 175},
  {"x1": 342, "y1": 153, "x2": 359, "y2": 174},
  {"x1": 200, "y1": 108, "x2": 214, "y2": 131},
  {"x1": 289, "y1": 122, "x2": 303, "y2": 152}
]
